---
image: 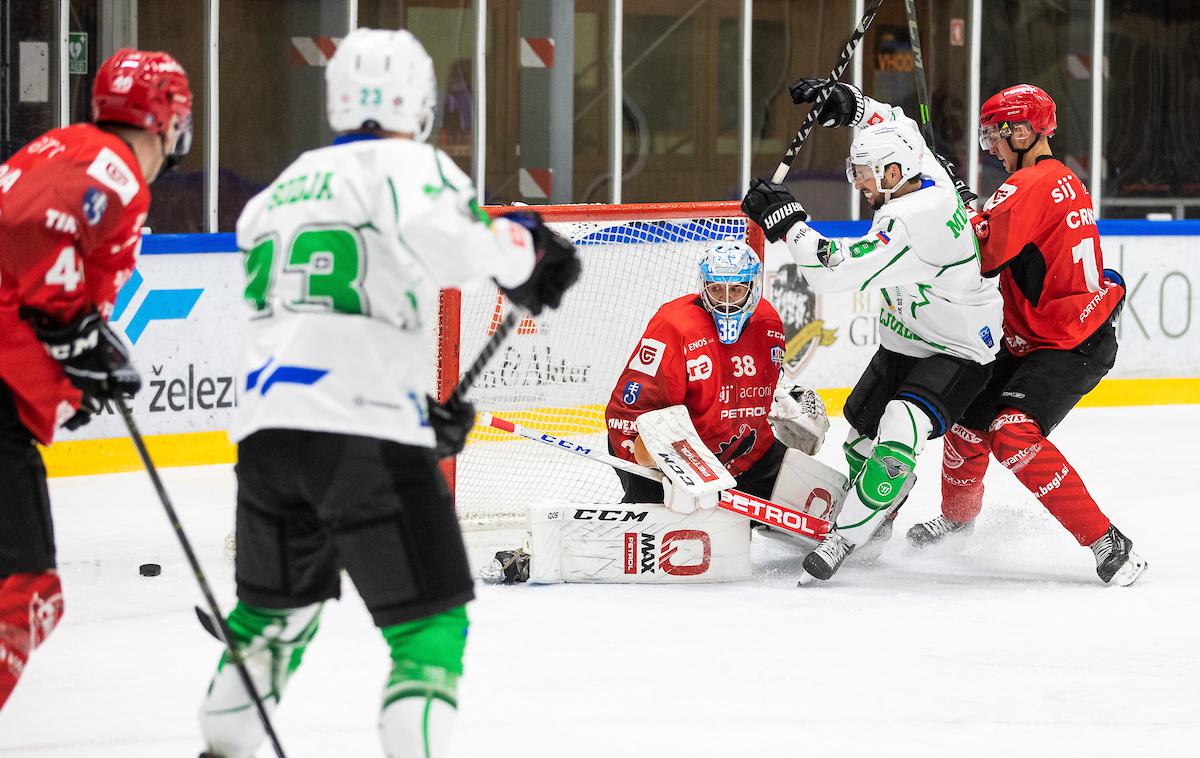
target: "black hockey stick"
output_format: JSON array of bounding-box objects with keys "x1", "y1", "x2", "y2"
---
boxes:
[
  {"x1": 904, "y1": 0, "x2": 936, "y2": 149},
  {"x1": 115, "y1": 400, "x2": 288, "y2": 758},
  {"x1": 771, "y1": 0, "x2": 886, "y2": 183}
]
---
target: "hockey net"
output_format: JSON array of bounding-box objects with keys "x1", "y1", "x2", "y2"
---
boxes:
[{"x1": 435, "y1": 202, "x2": 764, "y2": 530}]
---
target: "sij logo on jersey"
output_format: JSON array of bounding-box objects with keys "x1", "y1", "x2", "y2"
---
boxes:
[
  {"x1": 622, "y1": 381, "x2": 642, "y2": 405},
  {"x1": 82, "y1": 186, "x2": 108, "y2": 226}
]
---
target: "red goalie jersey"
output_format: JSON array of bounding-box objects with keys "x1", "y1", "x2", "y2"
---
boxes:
[
  {"x1": 606, "y1": 294, "x2": 785, "y2": 478},
  {"x1": 973, "y1": 157, "x2": 1123, "y2": 356},
  {"x1": 0, "y1": 124, "x2": 150, "y2": 443}
]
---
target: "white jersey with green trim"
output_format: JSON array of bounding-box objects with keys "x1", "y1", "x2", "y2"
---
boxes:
[
  {"x1": 229, "y1": 137, "x2": 535, "y2": 446},
  {"x1": 781, "y1": 101, "x2": 1002, "y2": 364}
]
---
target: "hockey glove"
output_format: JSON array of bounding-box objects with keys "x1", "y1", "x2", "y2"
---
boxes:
[
  {"x1": 742, "y1": 178, "x2": 809, "y2": 243},
  {"x1": 427, "y1": 393, "x2": 476, "y2": 459},
  {"x1": 497, "y1": 211, "x2": 582, "y2": 315},
  {"x1": 789, "y1": 78, "x2": 866, "y2": 128},
  {"x1": 768, "y1": 385, "x2": 830, "y2": 456},
  {"x1": 931, "y1": 151, "x2": 978, "y2": 205},
  {"x1": 22, "y1": 309, "x2": 142, "y2": 401}
]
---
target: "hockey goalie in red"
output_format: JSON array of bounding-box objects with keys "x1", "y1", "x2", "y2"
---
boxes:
[
  {"x1": 906, "y1": 84, "x2": 1147, "y2": 586},
  {"x1": 0, "y1": 49, "x2": 192, "y2": 710},
  {"x1": 606, "y1": 241, "x2": 829, "y2": 513}
]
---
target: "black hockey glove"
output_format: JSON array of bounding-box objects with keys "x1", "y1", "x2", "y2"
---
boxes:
[
  {"x1": 931, "y1": 151, "x2": 978, "y2": 205},
  {"x1": 789, "y1": 78, "x2": 866, "y2": 128},
  {"x1": 427, "y1": 393, "x2": 476, "y2": 459},
  {"x1": 22, "y1": 309, "x2": 142, "y2": 401},
  {"x1": 498, "y1": 211, "x2": 582, "y2": 316},
  {"x1": 742, "y1": 178, "x2": 809, "y2": 243}
]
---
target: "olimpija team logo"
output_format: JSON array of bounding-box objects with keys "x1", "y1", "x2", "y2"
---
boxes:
[{"x1": 768, "y1": 263, "x2": 838, "y2": 378}]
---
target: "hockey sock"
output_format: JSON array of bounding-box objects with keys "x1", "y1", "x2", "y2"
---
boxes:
[
  {"x1": 0, "y1": 571, "x2": 63, "y2": 711},
  {"x1": 379, "y1": 604, "x2": 468, "y2": 758},
  {"x1": 835, "y1": 401, "x2": 928, "y2": 545},
  {"x1": 941, "y1": 423, "x2": 990, "y2": 523},
  {"x1": 987, "y1": 409, "x2": 1111, "y2": 545},
  {"x1": 198, "y1": 601, "x2": 322, "y2": 758}
]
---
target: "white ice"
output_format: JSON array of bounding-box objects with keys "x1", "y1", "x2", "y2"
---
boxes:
[{"x1": 1, "y1": 406, "x2": 1197, "y2": 757}]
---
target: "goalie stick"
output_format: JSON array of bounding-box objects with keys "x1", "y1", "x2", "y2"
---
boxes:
[
  {"x1": 115, "y1": 401, "x2": 288, "y2": 758},
  {"x1": 480, "y1": 413, "x2": 832, "y2": 543},
  {"x1": 772, "y1": 0, "x2": 886, "y2": 183}
]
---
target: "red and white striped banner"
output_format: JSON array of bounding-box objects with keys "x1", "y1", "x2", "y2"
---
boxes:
[
  {"x1": 520, "y1": 37, "x2": 555, "y2": 68},
  {"x1": 519, "y1": 168, "x2": 552, "y2": 199},
  {"x1": 291, "y1": 37, "x2": 341, "y2": 67}
]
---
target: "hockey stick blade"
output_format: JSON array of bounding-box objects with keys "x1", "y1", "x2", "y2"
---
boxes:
[
  {"x1": 772, "y1": 0, "x2": 886, "y2": 183},
  {"x1": 196, "y1": 604, "x2": 221, "y2": 641},
  {"x1": 480, "y1": 413, "x2": 832, "y2": 542}
]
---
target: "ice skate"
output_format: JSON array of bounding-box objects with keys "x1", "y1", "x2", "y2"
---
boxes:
[
  {"x1": 801, "y1": 532, "x2": 854, "y2": 581},
  {"x1": 1090, "y1": 525, "x2": 1147, "y2": 586},
  {"x1": 906, "y1": 515, "x2": 974, "y2": 548}
]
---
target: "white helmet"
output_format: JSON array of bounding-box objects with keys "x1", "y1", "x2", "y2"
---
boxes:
[
  {"x1": 846, "y1": 122, "x2": 924, "y2": 201},
  {"x1": 326, "y1": 28, "x2": 436, "y2": 141}
]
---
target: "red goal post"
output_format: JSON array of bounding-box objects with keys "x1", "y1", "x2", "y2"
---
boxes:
[{"x1": 436, "y1": 201, "x2": 765, "y2": 528}]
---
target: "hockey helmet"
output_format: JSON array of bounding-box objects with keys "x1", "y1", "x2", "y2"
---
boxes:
[
  {"x1": 326, "y1": 28, "x2": 437, "y2": 141},
  {"x1": 92, "y1": 49, "x2": 193, "y2": 161},
  {"x1": 978, "y1": 84, "x2": 1057, "y2": 151},
  {"x1": 699, "y1": 241, "x2": 762, "y2": 345},
  {"x1": 846, "y1": 122, "x2": 924, "y2": 202}
]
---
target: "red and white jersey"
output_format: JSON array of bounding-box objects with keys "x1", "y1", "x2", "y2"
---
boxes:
[
  {"x1": 0, "y1": 124, "x2": 150, "y2": 443},
  {"x1": 606, "y1": 295, "x2": 785, "y2": 478},
  {"x1": 973, "y1": 157, "x2": 1123, "y2": 355}
]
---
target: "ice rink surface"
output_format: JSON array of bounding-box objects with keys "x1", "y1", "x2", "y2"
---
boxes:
[{"x1": 1, "y1": 405, "x2": 1197, "y2": 757}]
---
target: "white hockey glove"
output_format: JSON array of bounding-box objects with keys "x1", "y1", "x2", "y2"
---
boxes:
[
  {"x1": 768, "y1": 384, "x2": 830, "y2": 456},
  {"x1": 635, "y1": 405, "x2": 736, "y2": 515}
]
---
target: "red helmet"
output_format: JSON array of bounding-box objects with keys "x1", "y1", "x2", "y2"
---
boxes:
[
  {"x1": 980, "y1": 84, "x2": 1057, "y2": 136},
  {"x1": 92, "y1": 49, "x2": 192, "y2": 140}
]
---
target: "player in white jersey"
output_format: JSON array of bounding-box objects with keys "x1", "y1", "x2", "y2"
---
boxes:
[
  {"x1": 197, "y1": 29, "x2": 579, "y2": 758},
  {"x1": 742, "y1": 78, "x2": 1003, "y2": 582}
]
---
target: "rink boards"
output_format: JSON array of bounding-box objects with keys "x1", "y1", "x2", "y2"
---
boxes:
[{"x1": 41, "y1": 221, "x2": 1200, "y2": 477}]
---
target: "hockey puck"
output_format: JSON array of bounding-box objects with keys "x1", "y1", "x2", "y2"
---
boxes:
[{"x1": 139, "y1": 563, "x2": 161, "y2": 577}]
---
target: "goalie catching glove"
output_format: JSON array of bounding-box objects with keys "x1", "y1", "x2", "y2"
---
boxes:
[
  {"x1": 497, "y1": 210, "x2": 582, "y2": 315},
  {"x1": 635, "y1": 405, "x2": 736, "y2": 515},
  {"x1": 768, "y1": 384, "x2": 830, "y2": 456}
]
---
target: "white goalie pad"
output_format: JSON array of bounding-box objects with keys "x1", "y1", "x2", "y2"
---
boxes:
[
  {"x1": 526, "y1": 503, "x2": 751, "y2": 584},
  {"x1": 768, "y1": 448, "x2": 850, "y2": 524},
  {"x1": 635, "y1": 405, "x2": 737, "y2": 495}
]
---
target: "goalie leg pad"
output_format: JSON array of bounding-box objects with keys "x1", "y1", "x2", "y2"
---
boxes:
[
  {"x1": 379, "y1": 605, "x2": 466, "y2": 758},
  {"x1": 199, "y1": 601, "x2": 322, "y2": 758},
  {"x1": 528, "y1": 504, "x2": 750, "y2": 584},
  {"x1": 768, "y1": 447, "x2": 848, "y2": 521}
]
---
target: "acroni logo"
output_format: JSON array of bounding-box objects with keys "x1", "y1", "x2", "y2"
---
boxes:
[{"x1": 112, "y1": 269, "x2": 202, "y2": 344}]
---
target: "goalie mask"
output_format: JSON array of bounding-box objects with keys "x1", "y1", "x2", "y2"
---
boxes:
[
  {"x1": 326, "y1": 28, "x2": 437, "y2": 141},
  {"x1": 698, "y1": 242, "x2": 762, "y2": 345}
]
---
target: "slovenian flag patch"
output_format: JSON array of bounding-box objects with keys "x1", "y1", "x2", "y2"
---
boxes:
[{"x1": 876, "y1": 231, "x2": 892, "y2": 245}]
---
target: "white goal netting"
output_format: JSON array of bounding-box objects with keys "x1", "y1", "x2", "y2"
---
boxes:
[{"x1": 438, "y1": 202, "x2": 762, "y2": 529}]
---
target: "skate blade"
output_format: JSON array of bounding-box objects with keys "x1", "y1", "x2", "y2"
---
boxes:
[
  {"x1": 796, "y1": 570, "x2": 821, "y2": 587},
  {"x1": 1110, "y1": 552, "x2": 1148, "y2": 587}
]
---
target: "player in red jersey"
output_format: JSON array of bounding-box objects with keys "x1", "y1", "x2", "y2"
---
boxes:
[
  {"x1": 907, "y1": 84, "x2": 1147, "y2": 586},
  {"x1": 606, "y1": 241, "x2": 829, "y2": 513},
  {"x1": 0, "y1": 48, "x2": 192, "y2": 710}
]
